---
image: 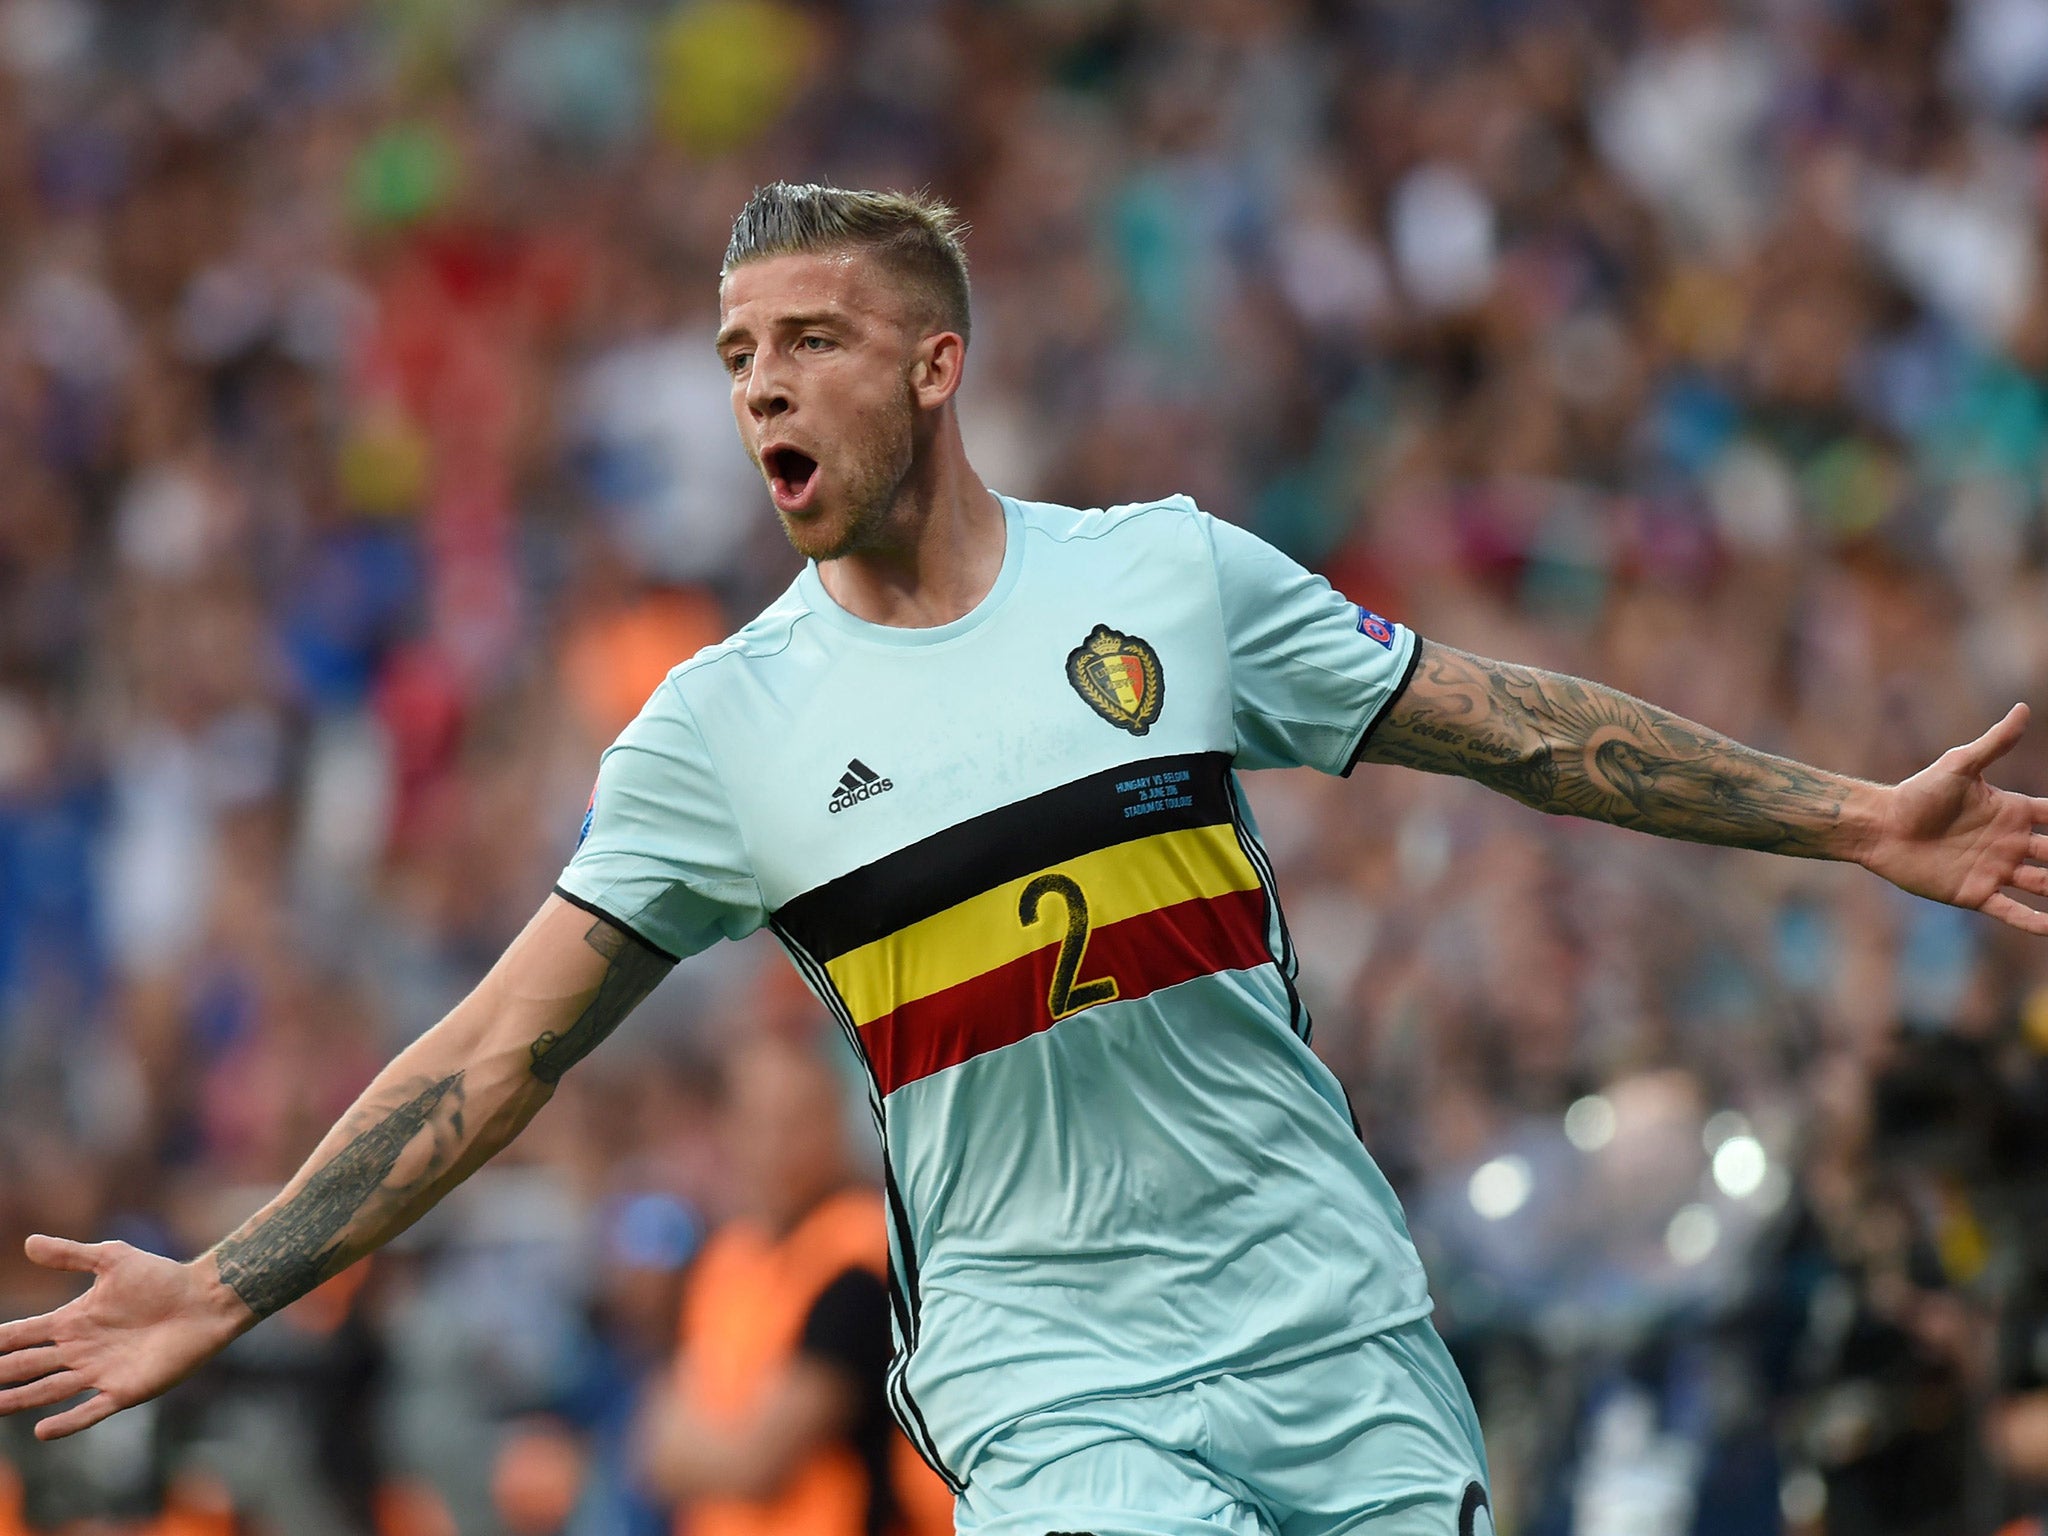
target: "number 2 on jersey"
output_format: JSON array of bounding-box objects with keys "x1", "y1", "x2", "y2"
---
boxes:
[{"x1": 1017, "y1": 872, "x2": 1121, "y2": 1019}]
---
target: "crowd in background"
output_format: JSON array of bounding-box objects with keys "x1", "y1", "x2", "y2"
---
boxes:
[{"x1": 3, "y1": 0, "x2": 2048, "y2": 1531}]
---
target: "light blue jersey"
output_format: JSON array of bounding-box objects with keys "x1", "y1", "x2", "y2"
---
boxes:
[{"x1": 559, "y1": 494, "x2": 1435, "y2": 1493}]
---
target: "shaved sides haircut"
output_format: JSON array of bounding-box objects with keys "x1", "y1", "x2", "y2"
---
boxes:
[{"x1": 723, "y1": 182, "x2": 973, "y2": 340}]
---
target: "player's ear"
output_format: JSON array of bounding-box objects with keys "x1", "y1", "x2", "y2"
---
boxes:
[{"x1": 911, "y1": 329, "x2": 966, "y2": 410}]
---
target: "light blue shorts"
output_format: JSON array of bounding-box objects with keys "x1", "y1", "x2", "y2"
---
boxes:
[{"x1": 955, "y1": 1319, "x2": 1491, "y2": 1536}]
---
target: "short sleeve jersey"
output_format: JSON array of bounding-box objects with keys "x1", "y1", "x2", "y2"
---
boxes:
[{"x1": 559, "y1": 495, "x2": 1431, "y2": 1484}]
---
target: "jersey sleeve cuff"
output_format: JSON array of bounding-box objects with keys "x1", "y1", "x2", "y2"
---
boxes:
[
  {"x1": 551, "y1": 884, "x2": 682, "y2": 964},
  {"x1": 1340, "y1": 633, "x2": 1424, "y2": 779}
]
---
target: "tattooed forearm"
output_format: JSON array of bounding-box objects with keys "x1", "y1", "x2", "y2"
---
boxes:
[
  {"x1": 528, "y1": 917, "x2": 671, "y2": 1083},
  {"x1": 199, "y1": 905, "x2": 665, "y2": 1325},
  {"x1": 1361, "y1": 642, "x2": 1866, "y2": 858},
  {"x1": 213, "y1": 1073, "x2": 467, "y2": 1318}
]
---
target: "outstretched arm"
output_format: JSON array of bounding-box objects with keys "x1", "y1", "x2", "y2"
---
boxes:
[
  {"x1": 1358, "y1": 641, "x2": 2048, "y2": 934},
  {"x1": 0, "y1": 894, "x2": 672, "y2": 1439}
]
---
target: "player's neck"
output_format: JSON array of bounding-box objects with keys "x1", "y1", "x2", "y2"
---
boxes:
[{"x1": 816, "y1": 435, "x2": 1001, "y2": 630}]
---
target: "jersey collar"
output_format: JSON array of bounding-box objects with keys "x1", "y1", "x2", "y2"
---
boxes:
[{"x1": 797, "y1": 492, "x2": 1024, "y2": 648}]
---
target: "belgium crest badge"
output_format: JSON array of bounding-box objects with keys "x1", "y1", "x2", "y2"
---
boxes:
[{"x1": 1066, "y1": 623, "x2": 1164, "y2": 735}]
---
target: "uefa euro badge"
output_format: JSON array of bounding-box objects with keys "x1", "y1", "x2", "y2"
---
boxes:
[{"x1": 1066, "y1": 623, "x2": 1164, "y2": 735}]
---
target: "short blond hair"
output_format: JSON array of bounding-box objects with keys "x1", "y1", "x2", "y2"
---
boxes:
[{"x1": 722, "y1": 182, "x2": 972, "y2": 339}]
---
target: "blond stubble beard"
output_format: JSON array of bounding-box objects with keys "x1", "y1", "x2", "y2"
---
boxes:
[{"x1": 771, "y1": 379, "x2": 921, "y2": 563}]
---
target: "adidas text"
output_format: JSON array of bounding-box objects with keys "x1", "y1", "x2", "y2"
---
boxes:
[{"x1": 829, "y1": 759, "x2": 894, "y2": 814}]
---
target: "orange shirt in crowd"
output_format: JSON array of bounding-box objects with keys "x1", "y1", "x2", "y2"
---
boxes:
[{"x1": 677, "y1": 1188, "x2": 954, "y2": 1536}]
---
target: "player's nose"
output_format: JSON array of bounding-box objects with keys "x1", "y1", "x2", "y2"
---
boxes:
[{"x1": 745, "y1": 357, "x2": 792, "y2": 420}]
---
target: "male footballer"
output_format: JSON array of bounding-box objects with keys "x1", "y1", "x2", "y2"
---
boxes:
[{"x1": 3, "y1": 185, "x2": 2044, "y2": 1536}]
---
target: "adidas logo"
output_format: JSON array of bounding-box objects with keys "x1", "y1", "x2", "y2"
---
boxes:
[{"x1": 828, "y1": 759, "x2": 893, "y2": 814}]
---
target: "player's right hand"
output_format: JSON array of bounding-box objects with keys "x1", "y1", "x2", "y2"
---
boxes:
[{"x1": 0, "y1": 1235, "x2": 253, "y2": 1440}]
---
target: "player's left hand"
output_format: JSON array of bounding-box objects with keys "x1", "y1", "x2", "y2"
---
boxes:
[{"x1": 1861, "y1": 703, "x2": 2048, "y2": 935}]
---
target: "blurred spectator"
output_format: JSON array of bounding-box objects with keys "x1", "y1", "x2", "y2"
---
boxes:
[{"x1": 638, "y1": 1037, "x2": 952, "y2": 1536}]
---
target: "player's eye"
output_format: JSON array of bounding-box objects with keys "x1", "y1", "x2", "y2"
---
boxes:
[
  {"x1": 725, "y1": 351, "x2": 752, "y2": 374},
  {"x1": 799, "y1": 334, "x2": 832, "y2": 351}
]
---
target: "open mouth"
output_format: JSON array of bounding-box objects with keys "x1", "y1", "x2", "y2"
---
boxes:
[{"x1": 762, "y1": 446, "x2": 820, "y2": 512}]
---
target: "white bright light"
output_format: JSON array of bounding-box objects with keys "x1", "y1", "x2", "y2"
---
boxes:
[
  {"x1": 1468, "y1": 1155, "x2": 1533, "y2": 1220},
  {"x1": 1712, "y1": 1134, "x2": 1769, "y2": 1199},
  {"x1": 1666, "y1": 1203, "x2": 1720, "y2": 1265},
  {"x1": 1563, "y1": 1094, "x2": 1616, "y2": 1152}
]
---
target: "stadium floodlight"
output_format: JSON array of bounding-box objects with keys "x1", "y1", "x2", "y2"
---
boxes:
[
  {"x1": 1468, "y1": 1155, "x2": 1533, "y2": 1221},
  {"x1": 1563, "y1": 1094, "x2": 1616, "y2": 1152},
  {"x1": 1711, "y1": 1135, "x2": 1769, "y2": 1200},
  {"x1": 1665, "y1": 1204, "x2": 1720, "y2": 1266}
]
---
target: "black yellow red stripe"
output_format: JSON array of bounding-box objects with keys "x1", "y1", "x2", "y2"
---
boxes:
[
  {"x1": 825, "y1": 821, "x2": 1261, "y2": 1025},
  {"x1": 774, "y1": 752, "x2": 1281, "y2": 1095}
]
